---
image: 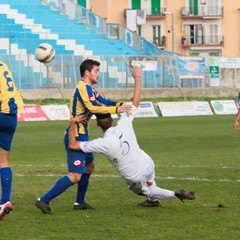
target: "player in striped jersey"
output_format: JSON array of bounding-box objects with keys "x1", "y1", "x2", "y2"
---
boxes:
[
  {"x1": 0, "y1": 59, "x2": 24, "y2": 220},
  {"x1": 35, "y1": 59, "x2": 131, "y2": 214}
]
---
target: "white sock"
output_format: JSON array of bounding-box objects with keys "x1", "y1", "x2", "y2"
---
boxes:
[{"x1": 148, "y1": 185, "x2": 175, "y2": 199}]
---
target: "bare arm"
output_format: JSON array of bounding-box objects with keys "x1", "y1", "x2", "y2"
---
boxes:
[
  {"x1": 68, "y1": 115, "x2": 88, "y2": 150},
  {"x1": 131, "y1": 67, "x2": 142, "y2": 107},
  {"x1": 234, "y1": 109, "x2": 240, "y2": 130}
]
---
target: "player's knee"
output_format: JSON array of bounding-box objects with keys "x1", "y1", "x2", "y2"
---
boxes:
[
  {"x1": 86, "y1": 161, "x2": 95, "y2": 174},
  {"x1": 68, "y1": 172, "x2": 82, "y2": 183}
]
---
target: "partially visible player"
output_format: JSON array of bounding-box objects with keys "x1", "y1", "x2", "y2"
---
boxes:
[
  {"x1": 234, "y1": 109, "x2": 240, "y2": 130},
  {"x1": 234, "y1": 92, "x2": 240, "y2": 130},
  {"x1": 68, "y1": 66, "x2": 195, "y2": 207},
  {"x1": 0, "y1": 59, "x2": 24, "y2": 220},
  {"x1": 35, "y1": 59, "x2": 131, "y2": 214}
]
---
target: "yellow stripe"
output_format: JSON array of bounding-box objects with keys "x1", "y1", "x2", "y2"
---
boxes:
[{"x1": 0, "y1": 61, "x2": 24, "y2": 114}]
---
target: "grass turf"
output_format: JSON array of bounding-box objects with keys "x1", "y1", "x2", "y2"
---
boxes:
[{"x1": 1, "y1": 115, "x2": 239, "y2": 240}]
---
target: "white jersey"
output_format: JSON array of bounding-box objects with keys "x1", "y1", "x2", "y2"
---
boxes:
[{"x1": 80, "y1": 105, "x2": 154, "y2": 181}]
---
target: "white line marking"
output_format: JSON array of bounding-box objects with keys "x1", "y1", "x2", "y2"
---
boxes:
[
  {"x1": 14, "y1": 173, "x2": 240, "y2": 183},
  {"x1": 11, "y1": 164, "x2": 238, "y2": 170}
]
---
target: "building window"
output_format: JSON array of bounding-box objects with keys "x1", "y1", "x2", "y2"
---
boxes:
[
  {"x1": 209, "y1": 0, "x2": 218, "y2": 15},
  {"x1": 151, "y1": 0, "x2": 161, "y2": 16},
  {"x1": 189, "y1": 0, "x2": 198, "y2": 15},
  {"x1": 185, "y1": 24, "x2": 203, "y2": 44},
  {"x1": 132, "y1": 0, "x2": 141, "y2": 10},
  {"x1": 209, "y1": 24, "x2": 219, "y2": 44},
  {"x1": 77, "y1": 0, "x2": 86, "y2": 8},
  {"x1": 137, "y1": 25, "x2": 141, "y2": 36},
  {"x1": 152, "y1": 25, "x2": 161, "y2": 46}
]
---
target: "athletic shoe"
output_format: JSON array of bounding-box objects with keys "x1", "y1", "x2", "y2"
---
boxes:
[
  {"x1": 35, "y1": 199, "x2": 52, "y2": 214},
  {"x1": 73, "y1": 202, "x2": 95, "y2": 210},
  {"x1": 0, "y1": 201, "x2": 13, "y2": 220},
  {"x1": 137, "y1": 199, "x2": 160, "y2": 207},
  {"x1": 175, "y1": 189, "x2": 195, "y2": 202}
]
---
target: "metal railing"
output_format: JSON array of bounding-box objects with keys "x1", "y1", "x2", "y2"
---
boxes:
[
  {"x1": 141, "y1": 7, "x2": 166, "y2": 16},
  {"x1": 0, "y1": 53, "x2": 186, "y2": 90},
  {"x1": 181, "y1": 6, "x2": 223, "y2": 17},
  {"x1": 41, "y1": 0, "x2": 162, "y2": 55},
  {"x1": 182, "y1": 35, "x2": 224, "y2": 46}
]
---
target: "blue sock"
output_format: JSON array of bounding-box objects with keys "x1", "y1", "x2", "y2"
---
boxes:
[
  {"x1": 0, "y1": 167, "x2": 12, "y2": 204},
  {"x1": 76, "y1": 173, "x2": 91, "y2": 203},
  {"x1": 40, "y1": 176, "x2": 73, "y2": 202}
]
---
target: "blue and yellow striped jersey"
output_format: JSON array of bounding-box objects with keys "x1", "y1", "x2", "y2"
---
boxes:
[
  {"x1": 0, "y1": 60, "x2": 24, "y2": 114},
  {"x1": 70, "y1": 80, "x2": 122, "y2": 135}
]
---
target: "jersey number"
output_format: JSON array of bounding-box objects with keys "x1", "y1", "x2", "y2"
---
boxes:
[
  {"x1": 119, "y1": 133, "x2": 130, "y2": 156},
  {"x1": 4, "y1": 71, "x2": 14, "y2": 92}
]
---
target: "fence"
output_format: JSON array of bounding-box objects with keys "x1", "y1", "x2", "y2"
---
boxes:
[
  {"x1": 1, "y1": 53, "x2": 239, "y2": 91},
  {"x1": 0, "y1": 54, "x2": 177, "y2": 90}
]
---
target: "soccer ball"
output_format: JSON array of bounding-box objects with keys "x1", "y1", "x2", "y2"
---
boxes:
[{"x1": 35, "y1": 43, "x2": 55, "y2": 63}]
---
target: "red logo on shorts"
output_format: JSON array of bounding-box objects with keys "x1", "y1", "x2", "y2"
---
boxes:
[
  {"x1": 73, "y1": 159, "x2": 82, "y2": 166},
  {"x1": 89, "y1": 95, "x2": 95, "y2": 102}
]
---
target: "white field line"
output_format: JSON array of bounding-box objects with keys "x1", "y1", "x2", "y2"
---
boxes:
[
  {"x1": 14, "y1": 174, "x2": 240, "y2": 183},
  {"x1": 12, "y1": 164, "x2": 240, "y2": 182},
  {"x1": 11, "y1": 164, "x2": 238, "y2": 169}
]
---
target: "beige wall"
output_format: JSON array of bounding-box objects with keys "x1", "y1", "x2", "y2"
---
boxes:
[
  {"x1": 89, "y1": 0, "x2": 240, "y2": 57},
  {"x1": 164, "y1": 0, "x2": 185, "y2": 54},
  {"x1": 107, "y1": 0, "x2": 128, "y2": 24},
  {"x1": 89, "y1": 0, "x2": 108, "y2": 19},
  {"x1": 89, "y1": 0, "x2": 128, "y2": 24},
  {"x1": 222, "y1": 0, "x2": 240, "y2": 57}
]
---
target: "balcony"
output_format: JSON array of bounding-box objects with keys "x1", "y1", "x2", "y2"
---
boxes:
[
  {"x1": 142, "y1": 7, "x2": 166, "y2": 19},
  {"x1": 181, "y1": 6, "x2": 223, "y2": 19},
  {"x1": 143, "y1": 35, "x2": 166, "y2": 48},
  {"x1": 181, "y1": 35, "x2": 224, "y2": 48}
]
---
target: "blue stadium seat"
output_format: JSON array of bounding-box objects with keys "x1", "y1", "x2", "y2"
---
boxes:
[
  {"x1": 0, "y1": 0, "x2": 160, "y2": 89},
  {"x1": 0, "y1": 1, "x2": 140, "y2": 56}
]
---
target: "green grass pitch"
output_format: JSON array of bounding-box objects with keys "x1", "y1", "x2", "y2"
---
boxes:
[{"x1": 1, "y1": 115, "x2": 240, "y2": 240}]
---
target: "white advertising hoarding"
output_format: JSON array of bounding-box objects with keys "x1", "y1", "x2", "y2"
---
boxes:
[
  {"x1": 135, "y1": 102, "x2": 158, "y2": 117},
  {"x1": 157, "y1": 101, "x2": 213, "y2": 117},
  {"x1": 125, "y1": 101, "x2": 158, "y2": 118},
  {"x1": 219, "y1": 58, "x2": 240, "y2": 69},
  {"x1": 91, "y1": 102, "x2": 158, "y2": 119},
  {"x1": 211, "y1": 100, "x2": 238, "y2": 115},
  {"x1": 41, "y1": 105, "x2": 70, "y2": 120}
]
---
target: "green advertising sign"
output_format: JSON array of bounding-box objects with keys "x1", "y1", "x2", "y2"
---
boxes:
[
  {"x1": 209, "y1": 66, "x2": 219, "y2": 78},
  {"x1": 209, "y1": 57, "x2": 219, "y2": 86}
]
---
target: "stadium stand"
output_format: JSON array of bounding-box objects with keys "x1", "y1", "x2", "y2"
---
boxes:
[
  {"x1": 0, "y1": 0, "x2": 165, "y2": 89},
  {"x1": 0, "y1": 0, "x2": 140, "y2": 56}
]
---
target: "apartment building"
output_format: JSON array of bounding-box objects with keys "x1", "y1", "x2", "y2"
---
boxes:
[{"x1": 78, "y1": 0, "x2": 240, "y2": 58}]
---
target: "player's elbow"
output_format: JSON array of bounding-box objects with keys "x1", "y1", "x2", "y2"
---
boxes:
[
  {"x1": 69, "y1": 142, "x2": 80, "y2": 150},
  {"x1": 132, "y1": 100, "x2": 140, "y2": 108}
]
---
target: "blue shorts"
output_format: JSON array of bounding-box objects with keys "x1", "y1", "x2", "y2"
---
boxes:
[
  {"x1": 64, "y1": 128, "x2": 94, "y2": 174},
  {"x1": 0, "y1": 113, "x2": 17, "y2": 151}
]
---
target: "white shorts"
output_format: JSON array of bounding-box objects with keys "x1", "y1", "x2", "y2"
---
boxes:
[{"x1": 127, "y1": 157, "x2": 155, "y2": 197}]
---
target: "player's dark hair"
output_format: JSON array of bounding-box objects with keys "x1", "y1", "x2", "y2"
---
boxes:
[
  {"x1": 80, "y1": 59, "x2": 100, "y2": 77},
  {"x1": 96, "y1": 114, "x2": 113, "y2": 131}
]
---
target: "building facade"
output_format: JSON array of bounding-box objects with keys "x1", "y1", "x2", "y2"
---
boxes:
[{"x1": 78, "y1": 0, "x2": 240, "y2": 58}]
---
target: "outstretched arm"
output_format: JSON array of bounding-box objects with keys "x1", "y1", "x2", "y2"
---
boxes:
[
  {"x1": 131, "y1": 67, "x2": 142, "y2": 107},
  {"x1": 79, "y1": 84, "x2": 131, "y2": 114},
  {"x1": 68, "y1": 115, "x2": 88, "y2": 150}
]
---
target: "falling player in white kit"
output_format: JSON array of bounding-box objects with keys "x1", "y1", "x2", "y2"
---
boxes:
[{"x1": 68, "y1": 66, "x2": 195, "y2": 207}]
